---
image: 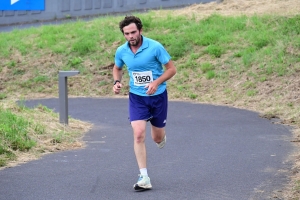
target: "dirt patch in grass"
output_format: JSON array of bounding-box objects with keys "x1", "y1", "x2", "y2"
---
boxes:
[{"x1": 174, "y1": 0, "x2": 300, "y2": 18}]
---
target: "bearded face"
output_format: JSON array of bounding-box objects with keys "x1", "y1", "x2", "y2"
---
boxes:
[{"x1": 123, "y1": 23, "x2": 142, "y2": 47}]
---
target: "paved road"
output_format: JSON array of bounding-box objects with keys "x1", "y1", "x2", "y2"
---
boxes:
[{"x1": 0, "y1": 98, "x2": 295, "y2": 200}]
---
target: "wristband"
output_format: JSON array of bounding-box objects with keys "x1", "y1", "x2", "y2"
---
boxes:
[{"x1": 114, "y1": 80, "x2": 120, "y2": 85}]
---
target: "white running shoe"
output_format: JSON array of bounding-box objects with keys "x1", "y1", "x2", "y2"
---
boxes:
[
  {"x1": 133, "y1": 174, "x2": 152, "y2": 191},
  {"x1": 156, "y1": 134, "x2": 166, "y2": 149}
]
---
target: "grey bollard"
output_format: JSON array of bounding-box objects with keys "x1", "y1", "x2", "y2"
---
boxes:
[{"x1": 58, "y1": 71, "x2": 80, "y2": 125}]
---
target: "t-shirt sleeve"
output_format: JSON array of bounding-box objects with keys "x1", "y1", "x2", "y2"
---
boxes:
[
  {"x1": 155, "y1": 43, "x2": 171, "y2": 65},
  {"x1": 114, "y1": 47, "x2": 124, "y2": 68}
]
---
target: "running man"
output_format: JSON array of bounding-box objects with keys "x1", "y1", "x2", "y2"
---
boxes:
[{"x1": 112, "y1": 16, "x2": 176, "y2": 191}]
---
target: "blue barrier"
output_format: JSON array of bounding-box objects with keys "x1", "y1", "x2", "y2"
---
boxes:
[{"x1": 0, "y1": 0, "x2": 45, "y2": 11}]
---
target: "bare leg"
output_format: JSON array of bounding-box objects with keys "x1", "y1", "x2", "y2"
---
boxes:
[
  {"x1": 131, "y1": 120, "x2": 147, "y2": 169},
  {"x1": 132, "y1": 121, "x2": 153, "y2": 191}
]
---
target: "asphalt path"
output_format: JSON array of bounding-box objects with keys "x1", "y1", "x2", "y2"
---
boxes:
[{"x1": 0, "y1": 97, "x2": 295, "y2": 200}]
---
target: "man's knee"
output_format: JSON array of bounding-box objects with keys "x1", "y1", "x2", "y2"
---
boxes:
[
  {"x1": 134, "y1": 130, "x2": 146, "y2": 143},
  {"x1": 151, "y1": 127, "x2": 165, "y2": 143}
]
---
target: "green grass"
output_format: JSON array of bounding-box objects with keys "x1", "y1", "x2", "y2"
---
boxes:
[
  {"x1": 0, "y1": 102, "x2": 89, "y2": 167},
  {"x1": 0, "y1": 106, "x2": 36, "y2": 150},
  {"x1": 0, "y1": 12, "x2": 298, "y2": 107},
  {"x1": 0, "y1": 106, "x2": 36, "y2": 166},
  {"x1": 0, "y1": 14, "x2": 298, "y2": 95}
]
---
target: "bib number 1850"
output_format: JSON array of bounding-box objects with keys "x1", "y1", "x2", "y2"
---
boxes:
[{"x1": 132, "y1": 71, "x2": 153, "y2": 86}]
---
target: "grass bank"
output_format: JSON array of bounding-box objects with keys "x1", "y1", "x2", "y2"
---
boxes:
[
  {"x1": 0, "y1": 101, "x2": 92, "y2": 168},
  {"x1": 1, "y1": 13, "x2": 299, "y2": 124}
]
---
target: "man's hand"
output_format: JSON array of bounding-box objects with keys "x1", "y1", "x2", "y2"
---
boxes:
[
  {"x1": 113, "y1": 82, "x2": 122, "y2": 94},
  {"x1": 145, "y1": 81, "x2": 158, "y2": 95}
]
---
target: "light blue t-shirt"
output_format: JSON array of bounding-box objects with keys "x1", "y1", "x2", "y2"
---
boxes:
[{"x1": 114, "y1": 36, "x2": 171, "y2": 96}]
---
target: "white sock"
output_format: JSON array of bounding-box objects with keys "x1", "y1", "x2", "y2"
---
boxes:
[{"x1": 140, "y1": 168, "x2": 148, "y2": 176}]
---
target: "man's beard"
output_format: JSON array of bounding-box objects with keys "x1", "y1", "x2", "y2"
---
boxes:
[{"x1": 129, "y1": 36, "x2": 140, "y2": 46}]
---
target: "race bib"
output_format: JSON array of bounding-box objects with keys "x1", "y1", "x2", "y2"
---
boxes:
[{"x1": 132, "y1": 71, "x2": 153, "y2": 86}]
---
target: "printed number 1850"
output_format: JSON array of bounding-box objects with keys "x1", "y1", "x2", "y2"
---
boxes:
[{"x1": 134, "y1": 75, "x2": 151, "y2": 83}]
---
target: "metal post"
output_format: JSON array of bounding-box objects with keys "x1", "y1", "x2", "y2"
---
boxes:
[{"x1": 59, "y1": 71, "x2": 80, "y2": 125}]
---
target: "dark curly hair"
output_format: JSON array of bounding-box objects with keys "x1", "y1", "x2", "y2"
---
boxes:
[{"x1": 119, "y1": 16, "x2": 143, "y2": 34}]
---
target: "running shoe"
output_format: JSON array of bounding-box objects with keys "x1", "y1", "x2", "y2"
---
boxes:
[
  {"x1": 133, "y1": 174, "x2": 152, "y2": 191},
  {"x1": 156, "y1": 134, "x2": 166, "y2": 149}
]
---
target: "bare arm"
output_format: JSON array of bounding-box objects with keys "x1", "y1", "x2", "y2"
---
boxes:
[
  {"x1": 145, "y1": 60, "x2": 176, "y2": 95},
  {"x1": 112, "y1": 64, "x2": 123, "y2": 94}
]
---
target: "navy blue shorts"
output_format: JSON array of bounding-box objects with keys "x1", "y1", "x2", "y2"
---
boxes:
[{"x1": 129, "y1": 90, "x2": 168, "y2": 128}]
